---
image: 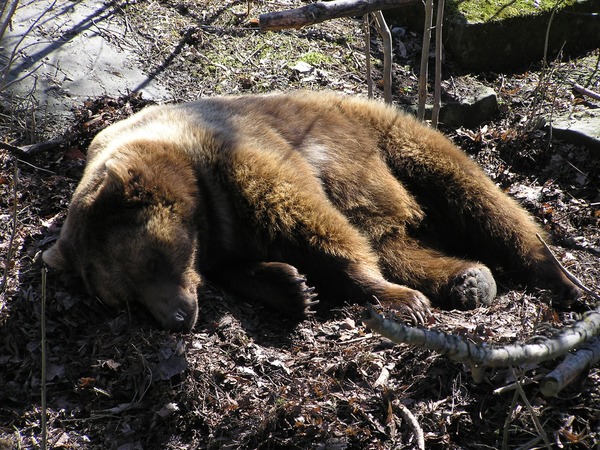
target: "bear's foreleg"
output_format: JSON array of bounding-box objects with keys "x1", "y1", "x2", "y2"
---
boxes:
[
  {"x1": 207, "y1": 262, "x2": 318, "y2": 316},
  {"x1": 376, "y1": 236, "x2": 497, "y2": 310},
  {"x1": 226, "y1": 147, "x2": 431, "y2": 321}
]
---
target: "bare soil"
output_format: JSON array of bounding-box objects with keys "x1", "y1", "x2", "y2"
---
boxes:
[{"x1": 1, "y1": 1, "x2": 599, "y2": 449}]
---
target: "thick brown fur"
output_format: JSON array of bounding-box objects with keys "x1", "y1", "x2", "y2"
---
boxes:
[{"x1": 43, "y1": 91, "x2": 579, "y2": 330}]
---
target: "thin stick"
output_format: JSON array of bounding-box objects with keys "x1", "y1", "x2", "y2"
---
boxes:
[
  {"x1": 512, "y1": 367, "x2": 552, "y2": 449},
  {"x1": 501, "y1": 384, "x2": 520, "y2": 450},
  {"x1": 373, "y1": 10, "x2": 392, "y2": 103},
  {"x1": 535, "y1": 234, "x2": 600, "y2": 301},
  {"x1": 364, "y1": 14, "x2": 373, "y2": 99},
  {"x1": 417, "y1": 0, "x2": 434, "y2": 121},
  {"x1": 542, "y1": 4, "x2": 557, "y2": 68},
  {"x1": 1, "y1": 0, "x2": 57, "y2": 84},
  {"x1": 431, "y1": 0, "x2": 444, "y2": 128},
  {"x1": 573, "y1": 83, "x2": 600, "y2": 101},
  {"x1": 0, "y1": 162, "x2": 18, "y2": 294},
  {"x1": 0, "y1": 138, "x2": 64, "y2": 156},
  {"x1": 41, "y1": 267, "x2": 48, "y2": 450}
]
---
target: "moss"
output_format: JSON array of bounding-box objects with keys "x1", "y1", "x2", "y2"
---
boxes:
[
  {"x1": 298, "y1": 51, "x2": 333, "y2": 66},
  {"x1": 449, "y1": 0, "x2": 577, "y2": 24}
]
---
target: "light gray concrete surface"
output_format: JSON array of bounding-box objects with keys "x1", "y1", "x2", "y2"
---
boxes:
[{"x1": 2, "y1": 0, "x2": 168, "y2": 122}]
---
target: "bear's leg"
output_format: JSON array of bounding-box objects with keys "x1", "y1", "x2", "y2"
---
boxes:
[
  {"x1": 382, "y1": 126, "x2": 580, "y2": 302},
  {"x1": 228, "y1": 148, "x2": 431, "y2": 321},
  {"x1": 376, "y1": 237, "x2": 497, "y2": 309},
  {"x1": 208, "y1": 262, "x2": 319, "y2": 316}
]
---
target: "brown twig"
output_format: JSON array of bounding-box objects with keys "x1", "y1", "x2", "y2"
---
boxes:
[
  {"x1": 535, "y1": 233, "x2": 600, "y2": 301},
  {"x1": 364, "y1": 14, "x2": 373, "y2": 99},
  {"x1": 417, "y1": 0, "x2": 434, "y2": 121},
  {"x1": 573, "y1": 83, "x2": 600, "y2": 102},
  {"x1": 0, "y1": 139, "x2": 64, "y2": 156},
  {"x1": 431, "y1": 0, "x2": 444, "y2": 128},
  {"x1": 372, "y1": 10, "x2": 392, "y2": 103}
]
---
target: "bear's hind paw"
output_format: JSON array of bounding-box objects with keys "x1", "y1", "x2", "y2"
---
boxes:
[{"x1": 449, "y1": 266, "x2": 497, "y2": 310}]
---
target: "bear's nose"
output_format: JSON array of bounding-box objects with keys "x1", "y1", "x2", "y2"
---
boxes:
[
  {"x1": 140, "y1": 282, "x2": 199, "y2": 331},
  {"x1": 165, "y1": 308, "x2": 195, "y2": 332},
  {"x1": 160, "y1": 297, "x2": 199, "y2": 331}
]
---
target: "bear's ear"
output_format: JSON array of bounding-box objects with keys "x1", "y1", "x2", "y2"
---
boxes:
[
  {"x1": 42, "y1": 242, "x2": 67, "y2": 270},
  {"x1": 104, "y1": 158, "x2": 133, "y2": 186},
  {"x1": 103, "y1": 157, "x2": 148, "y2": 201}
]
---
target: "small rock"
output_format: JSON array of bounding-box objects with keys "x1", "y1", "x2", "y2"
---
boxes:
[
  {"x1": 156, "y1": 402, "x2": 179, "y2": 418},
  {"x1": 550, "y1": 108, "x2": 600, "y2": 154},
  {"x1": 291, "y1": 61, "x2": 313, "y2": 73},
  {"x1": 405, "y1": 81, "x2": 498, "y2": 128},
  {"x1": 339, "y1": 318, "x2": 355, "y2": 330},
  {"x1": 439, "y1": 83, "x2": 498, "y2": 128}
]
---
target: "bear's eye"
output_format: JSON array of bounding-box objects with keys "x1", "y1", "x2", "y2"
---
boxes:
[
  {"x1": 147, "y1": 252, "x2": 169, "y2": 278},
  {"x1": 81, "y1": 263, "x2": 96, "y2": 295},
  {"x1": 148, "y1": 257, "x2": 160, "y2": 276}
]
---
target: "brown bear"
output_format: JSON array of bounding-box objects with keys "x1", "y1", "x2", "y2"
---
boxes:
[{"x1": 43, "y1": 91, "x2": 579, "y2": 331}]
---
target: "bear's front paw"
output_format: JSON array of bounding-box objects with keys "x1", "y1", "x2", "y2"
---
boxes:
[
  {"x1": 377, "y1": 284, "x2": 431, "y2": 325},
  {"x1": 246, "y1": 262, "x2": 319, "y2": 317},
  {"x1": 291, "y1": 273, "x2": 320, "y2": 316},
  {"x1": 449, "y1": 266, "x2": 497, "y2": 310}
]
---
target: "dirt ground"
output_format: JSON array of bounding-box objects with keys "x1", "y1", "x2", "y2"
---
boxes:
[{"x1": 1, "y1": 1, "x2": 599, "y2": 449}]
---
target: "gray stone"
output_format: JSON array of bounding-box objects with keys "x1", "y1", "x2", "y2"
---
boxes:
[
  {"x1": 439, "y1": 84, "x2": 498, "y2": 128},
  {"x1": 406, "y1": 83, "x2": 498, "y2": 128},
  {"x1": 551, "y1": 109, "x2": 600, "y2": 154}
]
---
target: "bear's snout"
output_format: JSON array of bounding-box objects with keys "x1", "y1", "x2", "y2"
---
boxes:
[{"x1": 141, "y1": 282, "x2": 199, "y2": 331}]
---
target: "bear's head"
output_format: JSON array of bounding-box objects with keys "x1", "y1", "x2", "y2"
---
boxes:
[{"x1": 43, "y1": 141, "x2": 202, "y2": 331}]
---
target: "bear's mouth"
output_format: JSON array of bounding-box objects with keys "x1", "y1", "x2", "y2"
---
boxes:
[
  {"x1": 138, "y1": 281, "x2": 199, "y2": 332},
  {"x1": 162, "y1": 305, "x2": 197, "y2": 332}
]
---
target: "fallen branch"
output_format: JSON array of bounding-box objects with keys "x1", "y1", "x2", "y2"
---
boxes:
[
  {"x1": 362, "y1": 304, "x2": 600, "y2": 382},
  {"x1": 364, "y1": 238, "x2": 600, "y2": 389},
  {"x1": 572, "y1": 83, "x2": 600, "y2": 102},
  {"x1": 540, "y1": 336, "x2": 600, "y2": 397},
  {"x1": 0, "y1": 139, "x2": 64, "y2": 156},
  {"x1": 396, "y1": 402, "x2": 425, "y2": 450},
  {"x1": 259, "y1": 0, "x2": 419, "y2": 31}
]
